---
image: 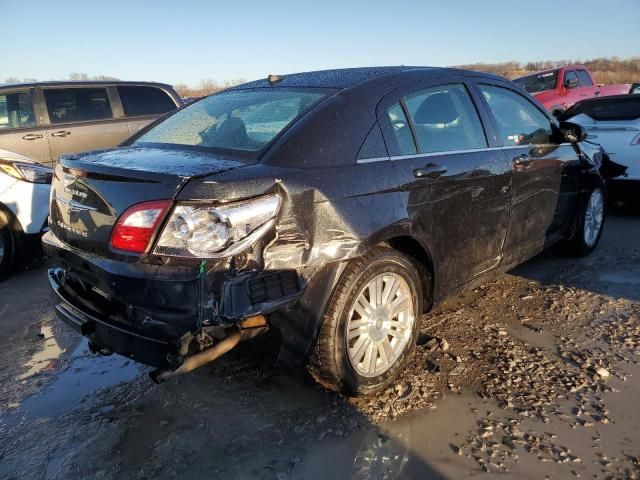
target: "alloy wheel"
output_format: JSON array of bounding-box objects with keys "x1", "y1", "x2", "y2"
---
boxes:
[
  {"x1": 583, "y1": 189, "x2": 604, "y2": 247},
  {"x1": 346, "y1": 273, "x2": 415, "y2": 377}
]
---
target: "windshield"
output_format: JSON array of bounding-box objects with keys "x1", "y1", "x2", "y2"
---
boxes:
[
  {"x1": 135, "y1": 88, "x2": 330, "y2": 154},
  {"x1": 561, "y1": 96, "x2": 640, "y2": 122},
  {"x1": 513, "y1": 70, "x2": 558, "y2": 94}
]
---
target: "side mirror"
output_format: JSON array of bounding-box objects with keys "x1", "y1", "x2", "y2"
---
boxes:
[
  {"x1": 565, "y1": 77, "x2": 579, "y2": 89},
  {"x1": 559, "y1": 121, "x2": 588, "y2": 143}
]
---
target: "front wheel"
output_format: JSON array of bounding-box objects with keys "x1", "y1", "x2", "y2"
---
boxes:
[
  {"x1": 308, "y1": 247, "x2": 424, "y2": 395},
  {"x1": 0, "y1": 218, "x2": 18, "y2": 280},
  {"x1": 566, "y1": 187, "x2": 605, "y2": 256}
]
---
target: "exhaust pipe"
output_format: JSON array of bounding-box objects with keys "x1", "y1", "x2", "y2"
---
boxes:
[{"x1": 151, "y1": 328, "x2": 242, "y2": 383}]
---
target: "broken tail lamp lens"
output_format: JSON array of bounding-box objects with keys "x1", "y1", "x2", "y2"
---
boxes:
[
  {"x1": 111, "y1": 200, "x2": 172, "y2": 253},
  {"x1": 153, "y1": 194, "x2": 281, "y2": 258}
]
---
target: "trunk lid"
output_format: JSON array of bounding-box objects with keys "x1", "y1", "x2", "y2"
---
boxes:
[{"x1": 50, "y1": 146, "x2": 249, "y2": 256}]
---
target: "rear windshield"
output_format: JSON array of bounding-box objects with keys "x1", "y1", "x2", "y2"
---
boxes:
[
  {"x1": 134, "y1": 88, "x2": 330, "y2": 155},
  {"x1": 513, "y1": 70, "x2": 558, "y2": 94},
  {"x1": 561, "y1": 97, "x2": 640, "y2": 121}
]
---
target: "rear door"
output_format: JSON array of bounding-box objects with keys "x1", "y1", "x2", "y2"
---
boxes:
[
  {"x1": 42, "y1": 86, "x2": 130, "y2": 161},
  {"x1": 378, "y1": 79, "x2": 512, "y2": 291},
  {"x1": 115, "y1": 85, "x2": 179, "y2": 136},
  {"x1": 0, "y1": 88, "x2": 52, "y2": 164},
  {"x1": 474, "y1": 82, "x2": 581, "y2": 265}
]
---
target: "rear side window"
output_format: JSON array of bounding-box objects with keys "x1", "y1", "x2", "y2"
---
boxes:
[
  {"x1": 0, "y1": 91, "x2": 35, "y2": 129},
  {"x1": 136, "y1": 88, "x2": 329, "y2": 154},
  {"x1": 117, "y1": 86, "x2": 176, "y2": 116},
  {"x1": 44, "y1": 88, "x2": 113, "y2": 124},
  {"x1": 479, "y1": 85, "x2": 553, "y2": 146},
  {"x1": 386, "y1": 103, "x2": 417, "y2": 155},
  {"x1": 403, "y1": 84, "x2": 487, "y2": 153},
  {"x1": 577, "y1": 70, "x2": 593, "y2": 86}
]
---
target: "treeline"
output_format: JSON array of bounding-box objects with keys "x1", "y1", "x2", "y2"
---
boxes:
[
  {"x1": 173, "y1": 78, "x2": 246, "y2": 98},
  {"x1": 458, "y1": 57, "x2": 640, "y2": 84}
]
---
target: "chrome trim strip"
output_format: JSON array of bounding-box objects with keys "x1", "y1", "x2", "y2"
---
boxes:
[{"x1": 356, "y1": 143, "x2": 573, "y2": 164}]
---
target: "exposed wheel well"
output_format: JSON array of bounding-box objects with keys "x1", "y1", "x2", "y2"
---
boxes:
[{"x1": 384, "y1": 236, "x2": 434, "y2": 312}]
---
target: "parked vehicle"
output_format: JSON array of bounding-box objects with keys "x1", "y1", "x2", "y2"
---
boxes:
[
  {"x1": 44, "y1": 67, "x2": 606, "y2": 395},
  {"x1": 513, "y1": 65, "x2": 630, "y2": 117},
  {"x1": 0, "y1": 149, "x2": 52, "y2": 277},
  {"x1": 560, "y1": 95, "x2": 640, "y2": 201},
  {"x1": 0, "y1": 81, "x2": 183, "y2": 167}
]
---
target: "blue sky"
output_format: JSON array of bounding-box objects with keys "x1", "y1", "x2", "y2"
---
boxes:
[{"x1": 3, "y1": 0, "x2": 639, "y2": 86}]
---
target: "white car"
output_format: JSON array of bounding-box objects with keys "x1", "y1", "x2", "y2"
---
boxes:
[
  {"x1": 0, "y1": 149, "x2": 52, "y2": 277},
  {"x1": 561, "y1": 95, "x2": 640, "y2": 201}
]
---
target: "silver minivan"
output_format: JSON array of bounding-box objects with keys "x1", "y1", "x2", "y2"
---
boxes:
[{"x1": 0, "y1": 81, "x2": 183, "y2": 167}]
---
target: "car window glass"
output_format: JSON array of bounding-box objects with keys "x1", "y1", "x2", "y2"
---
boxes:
[
  {"x1": 479, "y1": 85, "x2": 553, "y2": 146},
  {"x1": 403, "y1": 84, "x2": 487, "y2": 153},
  {"x1": 117, "y1": 86, "x2": 176, "y2": 116},
  {"x1": 136, "y1": 89, "x2": 328, "y2": 153},
  {"x1": 0, "y1": 91, "x2": 35, "y2": 130},
  {"x1": 386, "y1": 103, "x2": 417, "y2": 155},
  {"x1": 44, "y1": 88, "x2": 113, "y2": 124},
  {"x1": 576, "y1": 70, "x2": 593, "y2": 87},
  {"x1": 564, "y1": 71, "x2": 578, "y2": 86}
]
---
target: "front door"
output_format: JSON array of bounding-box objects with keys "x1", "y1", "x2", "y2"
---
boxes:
[
  {"x1": 379, "y1": 82, "x2": 512, "y2": 292},
  {"x1": 0, "y1": 88, "x2": 51, "y2": 164},
  {"x1": 475, "y1": 83, "x2": 580, "y2": 265}
]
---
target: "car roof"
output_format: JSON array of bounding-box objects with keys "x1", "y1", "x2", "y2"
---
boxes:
[
  {"x1": 0, "y1": 80, "x2": 174, "y2": 90},
  {"x1": 227, "y1": 66, "x2": 504, "y2": 91}
]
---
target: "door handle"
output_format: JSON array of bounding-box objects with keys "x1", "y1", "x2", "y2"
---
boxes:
[
  {"x1": 413, "y1": 163, "x2": 447, "y2": 179},
  {"x1": 51, "y1": 130, "x2": 71, "y2": 137},
  {"x1": 512, "y1": 155, "x2": 533, "y2": 167},
  {"x1": 594, "y1": 91, "x2": 601, "y2": 96},
  {"x1": 22, "y1": 133, "x2": 43, "y2": 140}
]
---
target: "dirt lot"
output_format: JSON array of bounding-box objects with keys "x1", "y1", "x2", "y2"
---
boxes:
[{"x1": 1, "y1": 208, "x2": 639, "y2": 480}]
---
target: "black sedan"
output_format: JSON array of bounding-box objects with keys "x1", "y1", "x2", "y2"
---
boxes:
[{"x1": 44, "y1": 67, "x2": 605, "y2": 395}]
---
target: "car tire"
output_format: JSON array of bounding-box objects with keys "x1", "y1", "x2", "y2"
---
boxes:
[
  {"x1": 565, "y1": 186, "x2": 606, "y2": 256},
  {"x1": 308, "y1": 246, "x2": 424, "y2": 396},
  {"x1": 0, "y1": 211, "x2": 18, "y2": 280}
]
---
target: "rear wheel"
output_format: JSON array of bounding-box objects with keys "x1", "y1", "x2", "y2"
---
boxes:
[
  {"x1": 566, "y1": 187, "x2": 605, "y2": 256},
  {"x1": 309, "y1": 247, "x2": 424, "y2": 395}
]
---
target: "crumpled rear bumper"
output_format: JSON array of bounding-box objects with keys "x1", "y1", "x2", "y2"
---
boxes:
[
  {"x1": 43, "y1": 231, "x2": 303, "y2": 369},
  {"x1": 49, "y1": 268, "x2": 176, "y2": 368}
]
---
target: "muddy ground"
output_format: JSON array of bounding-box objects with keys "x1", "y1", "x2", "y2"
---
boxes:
[{"x1": 1, "y1": 207, "x2": 639, "y2": 480}]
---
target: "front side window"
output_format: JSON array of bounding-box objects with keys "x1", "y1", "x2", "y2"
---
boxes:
[
  {"x1": 386, "y1": 103, "x2": 417, "y2": 155},
  {"x1": 0, "y1": 91, "x2": 35, "y2": 130},
  {"x1": 576, "y1": 70, "x2": 593, "y2": 87},
  {"x1": 117, "y1": 86, "x2": 176, "y2": 116},
  {"x1": 403, "y1": 84, "x2": 487, "y2": 153},
  {"x1": 564, "y1": 71, "x2": 579, "y2": 87},
  {"x1": 479, "y1": 85, "x2": 553, "y2": 146},
  {"x1": 135, "y1": 88, "x2": 329, "y2": 154},
  {"x1": 44, "y1": 88, "x2": 113, "y2": 124}
]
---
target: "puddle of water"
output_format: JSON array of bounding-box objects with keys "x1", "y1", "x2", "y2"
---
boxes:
[
  {"x1": 294, "y1": 391, "x2": 485, "y2": 480},
  {"x1": 18, "y1": 339, "x2": 140, "y2": 418},
  {"x1": 598, "y1": 271, "x2": 640, "y2": 285},
  {"x1": 18, "y1": 325, "x2": 65, "y2": 380}
]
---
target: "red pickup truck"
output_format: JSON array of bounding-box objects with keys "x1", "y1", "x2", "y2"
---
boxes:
[{"x1": 513, "y1": 65, "x2": 630, "y2": 117}]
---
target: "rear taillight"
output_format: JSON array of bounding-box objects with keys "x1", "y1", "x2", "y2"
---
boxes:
[{"x1": 110, "y1": 200, "x2": 171, "y2": 253}]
